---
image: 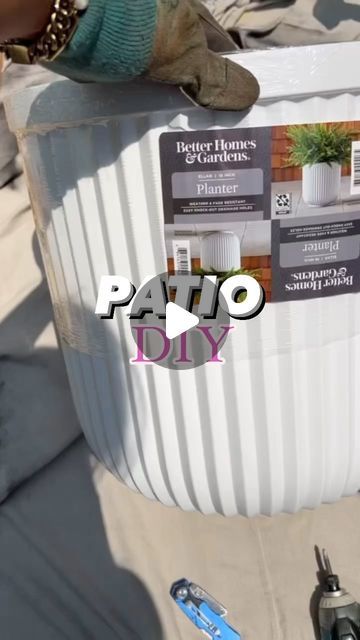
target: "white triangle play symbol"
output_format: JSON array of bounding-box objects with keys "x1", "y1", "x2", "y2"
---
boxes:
[{"x1": 166, "y1": 302, "x2": 199, "y2": 340}]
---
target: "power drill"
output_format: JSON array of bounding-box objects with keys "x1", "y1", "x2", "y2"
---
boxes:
[{"x1": 319, "y1": 549, "x2": 360, "y2": 640}]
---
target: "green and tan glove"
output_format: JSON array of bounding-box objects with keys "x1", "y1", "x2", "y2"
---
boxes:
[{"x1": 47, "y1": 0, "x2": 260, "y2": 111}]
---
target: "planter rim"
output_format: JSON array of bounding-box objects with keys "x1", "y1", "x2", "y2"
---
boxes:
[
  {"x1": 302, "y1": 162, "x2": 342, "y2": 168},
  {"x1": 4, "y1": 42, "x2": 360, "y2": 134}
]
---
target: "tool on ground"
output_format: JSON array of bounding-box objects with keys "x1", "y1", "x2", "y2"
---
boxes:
[
  {"x1": 170, "y1": 578, "x2": 241, "y2": 639},
  {"x1": 319, "y1": 549, "x2": 360, "y2": 639}
]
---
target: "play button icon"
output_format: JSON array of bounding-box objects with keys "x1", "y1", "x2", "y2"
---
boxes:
[
  {"x1": 130, "y1": 272, "x2": 231, "y2": 370},
  {"x1": 166, "y1": 302, "x2": 199, "y2": 340}
]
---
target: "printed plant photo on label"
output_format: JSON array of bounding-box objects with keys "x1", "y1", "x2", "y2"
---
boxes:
[{"x1": 271, "y1": 121, "x2": 360, "y2": 217}]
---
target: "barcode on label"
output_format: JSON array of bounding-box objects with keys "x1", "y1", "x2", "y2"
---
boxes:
[
  {"x1": 173, "y1": 240, "x2": 191, "y2": 273},
  {"x1": 351, "y1": 141, "x2": 360, "y2": 195}
]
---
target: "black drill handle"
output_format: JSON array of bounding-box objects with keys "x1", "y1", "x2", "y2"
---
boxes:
[{"x1": 333, "y1": 617, "x2": 360, "y2": 640}]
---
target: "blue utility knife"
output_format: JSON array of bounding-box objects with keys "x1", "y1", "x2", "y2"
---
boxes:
[{"x1": 170, "y1": 579, "x2": 241, "y2": 639}]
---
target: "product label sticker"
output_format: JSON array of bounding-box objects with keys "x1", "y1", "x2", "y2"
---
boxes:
[
  {"x1": 159, "y1": 128, "x2": 272, "y2": 225},
  {"x1": 161, "y1": 120, "x2": 360, "y2": 304},
  {"x1": 271, "y1": 212, "x2": 360, "y2": 301}
]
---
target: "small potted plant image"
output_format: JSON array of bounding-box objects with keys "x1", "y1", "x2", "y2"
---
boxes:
[
  {"x1": 200, "y1": 231, "x2": 241, "y2": 273},
  {"x1": 198, "y1": 231, "x2": 260, "y2": 301},
  {"x1": 287, "y1": 123, "x2": 353, "y2": 207}
]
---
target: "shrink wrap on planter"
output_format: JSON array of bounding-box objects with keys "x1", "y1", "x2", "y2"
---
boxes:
[{"x1": 5, "y1": 42, "x2": 360, "y2": 516}]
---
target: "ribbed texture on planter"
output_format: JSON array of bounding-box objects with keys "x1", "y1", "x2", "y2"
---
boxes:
[
  {"x1": 200, "y1": 232, "x2": 241, "y2": 272},
  {"x1": 302, "y1": 162, "x2": 341, "y2": 207},
  {"x1": 11, "y1": 87, "x2": 360, "y2": 517}
]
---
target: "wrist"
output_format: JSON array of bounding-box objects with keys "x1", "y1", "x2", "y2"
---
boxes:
[{"x1": 1, "y1": 0, "x2": 89, "y2": 65}]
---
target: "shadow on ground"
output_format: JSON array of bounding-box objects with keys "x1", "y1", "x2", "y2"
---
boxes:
[
  {"x1": 314, "y1": 0, "x2": 360, "y2": 30},
  {"x1": 0, "y1": 226, "x2": 163, "y2": 639}
]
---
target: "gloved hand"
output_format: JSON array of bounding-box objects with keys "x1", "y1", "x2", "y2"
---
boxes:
[{"x1": 46, "y1": 0, "x2": 260, "y2": 111}]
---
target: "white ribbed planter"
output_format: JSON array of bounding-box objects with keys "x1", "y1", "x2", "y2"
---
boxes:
[
  {"x1": 200, "y1": 232, "x2": 241, "y2": 272},
  {"x1": 302, "y1": 162, "x2": 341, "y2": 207},
  {"x1": 5, "y1": 43, "x2": 360, "y2": 516}
]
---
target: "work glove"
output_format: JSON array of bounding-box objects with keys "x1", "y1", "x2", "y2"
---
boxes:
[{"x1": 46, "y1": 0, "x2": 260, "y2": 111}]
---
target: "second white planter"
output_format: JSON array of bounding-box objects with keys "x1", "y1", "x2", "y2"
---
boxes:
[
  {"x1": 302, "y1": 162, "x2": 341, "y2": 207},
  {"x1": 200, "y1": 231, "x2": 241, "y2": 272}
]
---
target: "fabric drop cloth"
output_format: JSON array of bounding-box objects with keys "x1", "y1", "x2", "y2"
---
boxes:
[
  {"x1": 203, "y1": 0, "x2": 360, "y2": 49},
  {"x1": 0, "y1": 176, "x2": 81, "y2": 502},
  {"x1": 1, "y1": 439, "x2": 360, "y2": 640},
  {"x1": 0, "y1": 64, "x2": 57, "y2": 187}
]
